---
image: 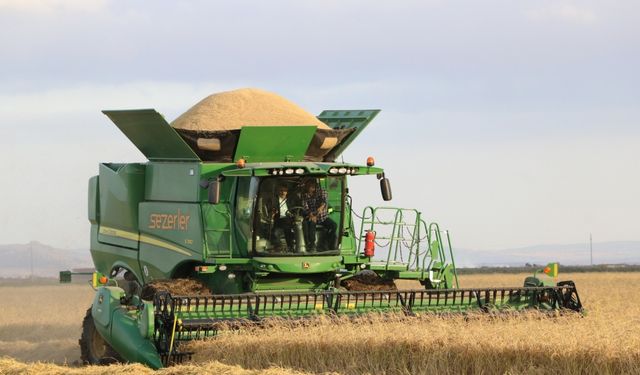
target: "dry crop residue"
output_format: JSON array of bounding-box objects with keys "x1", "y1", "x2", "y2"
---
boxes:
[
  {"x1": 186, "y1": 272, "x2": 640, "y2": 374},
  {"x1": 0, "y1": 357, "x2": 316, "y2": 375},
  {"x1": 341, "y1": 272, "x2": 397, "y2": 291},
  {"x1": 140, "y1": 278, "x2": 211, "y2": 300},
  {"x1": 0, "y1": 284, "x2": 94, "y2": 364},
  {"x1": 1, "y1": 273, "x2": 639, "y2": 374}
]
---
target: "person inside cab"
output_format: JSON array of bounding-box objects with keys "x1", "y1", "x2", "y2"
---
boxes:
[
  {"x1": 301, "y1": 179, "x2": 337, "y2": 252},
  {"x1": 267, "y1": 183, "x2": 296, "y2": 251}
]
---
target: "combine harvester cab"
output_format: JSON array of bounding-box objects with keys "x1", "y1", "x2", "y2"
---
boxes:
[{"x1": 82, "y1": 106, "x2": 582, "y2": 368}]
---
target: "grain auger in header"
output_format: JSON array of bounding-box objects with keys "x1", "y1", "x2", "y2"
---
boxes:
[{"x1": 70, "y1": 89, "x2": 582, "y2": 368}]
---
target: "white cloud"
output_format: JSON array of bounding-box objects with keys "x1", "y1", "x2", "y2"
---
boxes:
[
  {"x1": 0, "y1": 81, "x2": 229, "y2": 121},
  {"x1": 0, "y1": 0, "x2": 107, "y2": 13},
  {"x1": 527, "y1": 3, "x2": 597, "y2": 25}
]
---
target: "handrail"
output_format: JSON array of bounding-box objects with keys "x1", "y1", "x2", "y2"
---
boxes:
[
  {"x1": 388, "y1": 209, "x2": 403, "y2": 269},
  {"x1": 355, "y1": 206, "x2": 458, "y2": 287},
  {"x1": 419, "y1": 219, "x2": 431, "y2": 277},
  {"x1": 446, "y1": 230, "x2": 459, "y2": 288},
  {"x1": 356, "y1": 206, "x2": 375, "y2": 253}
]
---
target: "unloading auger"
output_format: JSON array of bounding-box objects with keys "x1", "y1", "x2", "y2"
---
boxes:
[{"x1": 70, "y1": 103, "x2": 582, "y2": 369}]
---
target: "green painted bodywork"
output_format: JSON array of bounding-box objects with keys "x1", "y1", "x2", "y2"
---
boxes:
[
  {"x1": 89, "y1": 159, "x2": 390, "y2": 284},
  {"x1": 145, "y1": 163, "x2": 201, "y2": 202},
  {"x1": 234, "y1": 126, "x2": 317, "y2": 162},
  {"x1": 317, "y1": 110, "x2": 380, "y2": 160},
  {"x1": 92, "y1": 287, "x2": 162, "y2": 369},
  {"x1": 85, "y1": 107, "x2": 580, "y2": 368},
  {"x1": 103, "y1": 109, "x2": 199, "y2": 161}
]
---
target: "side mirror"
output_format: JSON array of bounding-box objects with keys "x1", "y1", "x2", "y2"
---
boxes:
[
  {"x1": 380, "y1": 177, "x2": 392, "y2": 201},
  {"x1": 201, "y1": 177, "x2": 222, "y2": 204},
  {"x1": 208, "y1": 179, "x2": 221, "y2": 204}
]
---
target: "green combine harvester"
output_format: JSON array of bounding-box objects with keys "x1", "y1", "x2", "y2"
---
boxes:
[{"x1": 76, "y1": 106, "x2": 582, "y2": 368}]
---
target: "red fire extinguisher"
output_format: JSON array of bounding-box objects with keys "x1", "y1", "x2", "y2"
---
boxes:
[{"x1": 364, "y1": 230, "x2": 376, "y2": 257}]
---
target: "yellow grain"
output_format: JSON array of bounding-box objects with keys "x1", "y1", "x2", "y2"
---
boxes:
[
  {"x1": 0, "y1": 273, "x2": 638, "y2": 374},
  {"x1": 170, "y1": 88, "x2": 329, "y2": 131}
]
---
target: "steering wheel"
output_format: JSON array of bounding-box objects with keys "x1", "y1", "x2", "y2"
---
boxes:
[{"x1": 285, "y1": 206, "x2": 306, "y2": 218}]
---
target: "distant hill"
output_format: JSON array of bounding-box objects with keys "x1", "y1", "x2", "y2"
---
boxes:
[
  {"x1": 0, "y1": 242, "x2": 92, "y2": 277},
  {"x1": 454, "y1": 241, "x2": 640, "y2": 268},
  {"x1": 1, "y1": 240, "x2": 638, "y2": 277}
]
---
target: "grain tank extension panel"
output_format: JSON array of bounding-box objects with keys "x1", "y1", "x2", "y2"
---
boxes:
[
  {"x1": 318, "y1": 109, "x2": 380, "y2": 161},
  {"x1": 103, "y1": 109, "x2": 201, "y2": 161},
  {"x1": 233, "y1": 126, "x2": 316, "y2": 162},
  {"x1": 104, "y1": 108, "x2": 380, "y2": 163}
]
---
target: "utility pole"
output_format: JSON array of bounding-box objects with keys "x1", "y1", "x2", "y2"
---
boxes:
[
  {"x1": 590, "y1": 233, "x2": 593, "y2": 266},
  {"x1": 30, "y1": 242, "x2": 34, "y2": 282}
]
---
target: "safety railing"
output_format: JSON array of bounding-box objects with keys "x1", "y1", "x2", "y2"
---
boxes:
[
  {"x1": 356, "y1": 207, "x2": 422, "y2": 268},
  {"x1": 421, "y1": 222, "x2": 459, "y2": 287},
  {"x1": 355, "y1": 207, "x2": 458, "y2": 285}
]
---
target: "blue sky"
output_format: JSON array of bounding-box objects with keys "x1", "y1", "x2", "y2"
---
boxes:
[{"x1": 0, "y1": 0, "x2": 638, "y2": 251}]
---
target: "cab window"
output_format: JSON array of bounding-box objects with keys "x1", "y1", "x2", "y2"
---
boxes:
[{"x1": 253, "y1": 176, "x2": 344, "y2": 256}]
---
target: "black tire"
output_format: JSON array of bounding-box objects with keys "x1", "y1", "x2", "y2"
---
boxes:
[{"x1": 79, "y1": 307, "x2": 123, "y2": 365}]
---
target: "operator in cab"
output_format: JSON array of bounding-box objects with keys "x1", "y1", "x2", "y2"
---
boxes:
[
  {"x1": 268, "y1": 183, "x2": 296, "y2": 251},
  {"x1": 301, "y1": 179, "x2": 337, "y2": 252}
]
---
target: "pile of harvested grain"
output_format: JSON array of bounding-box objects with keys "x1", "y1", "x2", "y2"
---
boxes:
[
  {"x1": 169, "y1": 88, "x2": 355, "y2": 162},
  {"x1": 171, "y1": 88, "x2": 329, "y2": 131}
]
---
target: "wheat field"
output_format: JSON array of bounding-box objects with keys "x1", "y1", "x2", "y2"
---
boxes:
[{"x1": 0, "y1": 272, "x2": 639, "y2": 374}]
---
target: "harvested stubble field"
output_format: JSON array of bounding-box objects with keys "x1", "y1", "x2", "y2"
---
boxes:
[{"x1": 1, "y1": 272, "x2": 639, "y2": 375}]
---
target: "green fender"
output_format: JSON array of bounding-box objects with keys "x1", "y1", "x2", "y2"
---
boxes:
[{"x1": 91, "y1": 287, "x2": 163, "y2": 369}]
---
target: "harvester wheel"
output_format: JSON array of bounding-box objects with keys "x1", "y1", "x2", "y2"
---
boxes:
[{"x1": 79, "y1": 307, "x2": 123, "y2": 365}]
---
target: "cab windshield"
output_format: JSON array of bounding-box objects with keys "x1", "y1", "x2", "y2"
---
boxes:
[{"x1": 252, "y1": 176, "x2": 343, "y2": 256}]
